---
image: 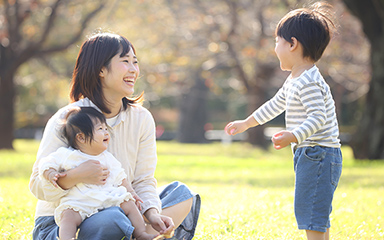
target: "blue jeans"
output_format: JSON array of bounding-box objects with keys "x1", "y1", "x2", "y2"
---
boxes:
[
  {"x1": 33, "y1": 181, "x2": 200, "y2": 240},
  {"x1": 293, "y1": 146, "x2": 342, "y2": 233}
]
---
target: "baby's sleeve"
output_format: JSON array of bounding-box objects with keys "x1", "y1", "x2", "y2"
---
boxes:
[{"x1": 38, "y1": 147, "x2": 69, "y2": 182}]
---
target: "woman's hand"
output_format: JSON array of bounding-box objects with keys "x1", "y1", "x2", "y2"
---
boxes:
[
  {"x1": 145, "y1": 208, "x2": 175, "y2": 236},
  {"x1": 76, "y1": 160, "x2": 110, "y2": 185},
  {"x1": 57, "y1": 160, "x2": 109, "y2": 189}
]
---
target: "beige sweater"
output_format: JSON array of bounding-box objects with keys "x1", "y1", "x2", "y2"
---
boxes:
[{"x1": 29, "y1": 98, "x2": 161, "y2": 218}]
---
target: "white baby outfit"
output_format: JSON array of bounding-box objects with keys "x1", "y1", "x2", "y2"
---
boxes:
[{"x1": 38, "y1": 147, "x2": 134, "y2": 226}]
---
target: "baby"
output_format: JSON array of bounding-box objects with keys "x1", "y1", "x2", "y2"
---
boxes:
[{"x1": 39, "y1": 107, "x2": 155, "y2": 240}]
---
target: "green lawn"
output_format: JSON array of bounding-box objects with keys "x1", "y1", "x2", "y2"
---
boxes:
[{"x1": 1, "y1": 140, "x2": 383, "y2": 239}]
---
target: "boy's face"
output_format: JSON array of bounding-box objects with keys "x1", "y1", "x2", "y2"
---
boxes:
[{"x1": 274, "y1": 36, "x2": 293, "y2": 71}]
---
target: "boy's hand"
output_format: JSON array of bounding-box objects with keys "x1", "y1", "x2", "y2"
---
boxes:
[
  {"x1": 225, "y1": 117, "x2": 258, "y2": 136},
  {"x1": 271, "y1": 130, "x2": 297, "y2": 150},
  {"x1": 225, "y1": 120, "x2": 247, "y2": 135}
]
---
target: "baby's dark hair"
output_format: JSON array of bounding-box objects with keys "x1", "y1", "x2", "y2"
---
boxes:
[
  {"x1": 62, "y1": 107, "x2": 106, "y2": 149},
  {"x1": 275, "y1": 2, "x2": 336, "y2": 62}
]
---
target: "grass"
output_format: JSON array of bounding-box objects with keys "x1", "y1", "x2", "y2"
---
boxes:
[{"x1": 1, "y1": 140, "x2": 384, "y2": 239}]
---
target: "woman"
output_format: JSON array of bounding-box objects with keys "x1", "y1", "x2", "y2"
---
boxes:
[{"x1": 29, "y1": 32, "x2": 200, "y2": 240}]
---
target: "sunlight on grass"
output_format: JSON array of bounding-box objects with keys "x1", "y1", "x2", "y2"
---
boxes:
[{"x1": 1, "y1": 140, "x2": 384, "y2": 239}]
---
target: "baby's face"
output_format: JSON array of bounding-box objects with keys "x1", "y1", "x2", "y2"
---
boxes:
[{"x1": 89, "y1": 121, "x2": 110, "y2": 154}]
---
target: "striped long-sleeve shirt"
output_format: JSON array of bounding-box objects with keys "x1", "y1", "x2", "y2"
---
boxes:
[{"x1": 252, "y1": 65, "x2": 341, "y2": 149}]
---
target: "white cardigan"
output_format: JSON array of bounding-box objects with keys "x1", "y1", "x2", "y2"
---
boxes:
[{"x1": 29, "y1": 98, "x2": 161, "y2": 219}]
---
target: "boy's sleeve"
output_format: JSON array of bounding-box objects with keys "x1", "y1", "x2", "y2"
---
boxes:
[
  {"x1": 291, "y1": 82, "x2": 326, "y2": 144},
  {"x1": 252, "y1": 87, "x2": 286, "y2": 125}
]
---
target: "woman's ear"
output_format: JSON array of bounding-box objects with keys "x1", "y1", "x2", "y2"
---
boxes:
[
  {"x1": 99, "y1": 68, "x2": 105, "y2": 78},
  {"x1": 290, "y1": 37, "x2": 299, "y2": 51},
  {"x1": 76, "y1": 133, "x2": 86, "y2": 143}
]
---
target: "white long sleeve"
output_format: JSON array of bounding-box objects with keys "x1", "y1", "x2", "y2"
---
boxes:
[{"x1": 252, "y1": 65, "x2": 340, "y2": 149}]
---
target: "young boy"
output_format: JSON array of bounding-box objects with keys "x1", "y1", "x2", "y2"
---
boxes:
[
  {"x1": 225, "y1": 2, "x2": 342, "y2": 240},
  {"x1": 38, "y1": 107, "x2": 156, "y2": 240}
]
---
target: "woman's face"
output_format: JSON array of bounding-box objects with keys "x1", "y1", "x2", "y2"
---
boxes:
[{"x1": 100, "y1": 48, "x2": 139, "y2": 102}]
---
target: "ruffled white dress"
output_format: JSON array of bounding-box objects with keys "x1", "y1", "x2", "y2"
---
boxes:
[{"x1": 38, "y1": 147, "x2": 134, "y2": 226}]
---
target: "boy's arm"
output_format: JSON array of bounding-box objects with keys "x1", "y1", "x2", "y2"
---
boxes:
[
  {"x1": 290, "y1": 83, "x2": 327, "y2": 144},
  {"x1": 225, "y1": 86, "x2": 286, "y2": 135},
  {"x1": 225, "y1": 115, "x2": 259, "y2": 135}
]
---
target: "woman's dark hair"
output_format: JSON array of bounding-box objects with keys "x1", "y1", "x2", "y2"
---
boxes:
[
  {"x1": 62, "y1": 107, "x2": 107, "y2": 149},
  {"x1": 275, "y1": 2, "x2": 336, "y2": 62},
  {"x1": 70, "y1": 32, "x2": 144, "y2": 114}
]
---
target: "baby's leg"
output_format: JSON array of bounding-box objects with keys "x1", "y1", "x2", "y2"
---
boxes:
[
  {"x1": 59, "y1": 209, "x2": 82, "y2": 240},
  {"x1": 120, "y1": 200, "x2": 156, "y2": 240}
]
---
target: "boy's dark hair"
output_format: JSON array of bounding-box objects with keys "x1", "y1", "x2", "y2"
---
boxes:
[
  {"x1": 62, "y1": 107, "x2": 106, "y2": 149},
  {"x1": 275, "y1": 2, "x2": 336, "y2": 62}
]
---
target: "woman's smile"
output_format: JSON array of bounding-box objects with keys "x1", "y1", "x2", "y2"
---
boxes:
[{"x1": 100, "y1": 48, "x2": 139, "y2": 101}]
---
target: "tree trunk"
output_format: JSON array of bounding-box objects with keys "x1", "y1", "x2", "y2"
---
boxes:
[
  {"x1": 246, "y1": 90, "x2": 269, "y2": 149},
  {"x1": 342, "y1": 0, "x2": 384, "y2": 159},
  {"x1": 246, "y1": 63, "x2": 276, "y2": 149},
  {"x1": 0, "y1": 71, "x2": 16, "y2": 149},
  {"x1": 350, "y1": 39, "x2": 384, "y2": 159},
  {"x1": 176, "y1": 75, "x2": 209, "y2": 143}
]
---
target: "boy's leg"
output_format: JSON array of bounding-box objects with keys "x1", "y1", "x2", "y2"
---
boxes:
[
  {"x1": 306, "y1": 228, "x2": 330, "y2": 240},
  {"x1": 294, "y1": 147, "x2": 342, "y2": 235},
  {"x1": 59, "y1": 209, "x2": 82, "y2": 240},
  {"x1": 120, "y1": 200, "x2": 155, "y2": 240}
]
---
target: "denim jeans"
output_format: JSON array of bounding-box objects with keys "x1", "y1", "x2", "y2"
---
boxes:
[
  {"x1": 293, "y1": 146, "x2": 342, "y2": 232},
  {"x1": 33, "y1": 181, "x2": 200, "y2": 240}
]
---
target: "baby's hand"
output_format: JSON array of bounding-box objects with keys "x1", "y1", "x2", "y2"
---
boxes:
[
  {"x1": 130, "y1": 191, "x2": 143, "y2": 210},
  {"x1": 271, "y1": 130, "x2": 297, "y2": 150},
  {"x1": 44, "y1": 169, "x2": 66, "y2": 188}
]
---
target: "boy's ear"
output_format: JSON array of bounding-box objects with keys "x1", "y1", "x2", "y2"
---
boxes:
[
  {"x1": 76, "y1": 133, "x2": 86, "y2": 143},
  {"x1": 290, "y1": 37, "x2": 299, "y2": 51}
]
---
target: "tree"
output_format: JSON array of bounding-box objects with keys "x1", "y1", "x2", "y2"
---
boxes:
[
  {"x1": 0, "y1": 0, "x2": 105, "y2": 149},
  {"x1": 93, "y1": 0, "x2": 369, "y2": 148},
  {"x1": 161, "y1": 0, "x2": 298, "y2": 147},
  {"x1": 342, "y1": 0, "x2": 384, "y2": 159}
]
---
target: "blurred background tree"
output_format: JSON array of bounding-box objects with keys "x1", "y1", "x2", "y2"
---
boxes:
[
  {"x1": 2, "y1": 0, "x2": 378, "y2": 159},
  {"x1": 103, "y1": 0, "x2": 369, "y2": 148},
  {"x1": 0, "y1": 0, "x2": 107, "y2": 149},
  {"x1": 342, "y1": 0, "x2": 384, "y2": 159}
]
